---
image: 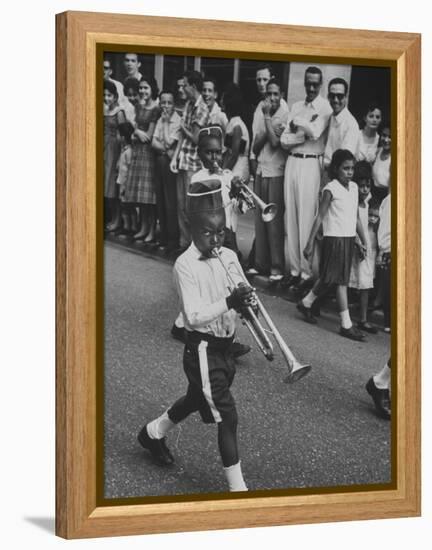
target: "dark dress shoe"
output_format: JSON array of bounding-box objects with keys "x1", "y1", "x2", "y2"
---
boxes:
[
  {"x1": 357, "y1": 321, "x2": 378, "y2": 334},
  {"x1": 296, "y1": 301, "x2": 317, "y2": 324},
  {"x1": 310, "y1": 299, "x2": 321, "y2": 317},
  {"x1": 365, "y1": 378, "x2": 391, "y2": 420},
  {"x1": 231, "y1": 342, "x2": 251, "y2": 358},
  {"x1": 280, "y1": 274, "x2": 300, "y2": 288},
  {"x1": 339, "y1": 326, "x2": 366, "y2": 341},
  {"x1": 137, "y1": 425, "x2": 174, "y2": 465},
  {"x1": 292, "y1": 277, "x2": 314, "y2": 294},
  {"x1": 171, "y1": 323, "x2": 186, "y2": 343}
]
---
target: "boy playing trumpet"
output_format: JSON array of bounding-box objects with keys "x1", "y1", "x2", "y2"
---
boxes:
[
  {"x1": 138, "y1": 179, "x2": 254, "y2": 492},
  {"x1": 171, "y1": 125, "x2": 251, "y2": 358}
]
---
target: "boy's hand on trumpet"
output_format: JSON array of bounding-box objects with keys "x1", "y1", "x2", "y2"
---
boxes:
[{"x1": 226, "y1": 282, "x2": 255, "y2": 312}]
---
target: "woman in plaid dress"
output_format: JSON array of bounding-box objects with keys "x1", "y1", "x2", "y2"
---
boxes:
[{"x1": 124, "y1": 74, "x2": 160, "y2": 241}]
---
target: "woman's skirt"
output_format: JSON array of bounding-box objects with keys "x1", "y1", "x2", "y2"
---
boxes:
[{"x1": 124, "y1": 142, "x2": 156, "y2": 205}]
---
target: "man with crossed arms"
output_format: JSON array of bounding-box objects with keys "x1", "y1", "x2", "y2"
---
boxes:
[{"x1": 280, "y1": 66, "x2": 332, "y2": 291}]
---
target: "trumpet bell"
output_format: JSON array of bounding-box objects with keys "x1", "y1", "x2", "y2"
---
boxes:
[
  {"x1": 261, "y1": 203, "x2": 277, "y2": 223},
  {"x1": 283, "y1": 363, "x2": 312, "y2": 384}
]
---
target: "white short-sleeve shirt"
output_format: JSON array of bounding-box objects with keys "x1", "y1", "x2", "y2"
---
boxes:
[
  {"x1": 372, "y1": 149, "x2": 391, "y2": 189},
  {"x1": 322, "y1": 179, "x2": 358, "y2": 237}
]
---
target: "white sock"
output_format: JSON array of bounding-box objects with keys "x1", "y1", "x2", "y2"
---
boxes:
[
  {"x1": 175, "y1": 312, "x2": 184, "y2": 329},
  {"x1": 302, "y1": 291, "x2": 317, "y2": 308},
  {"x1": 223, "y1": 461, "x2": 248, "y2": 492},
  {"x1": 373, "y1": 363, "x2": 391, "y2": 390},
  {"x1": 339, "y1": 309, "x2": 352, "y2": 329},
  {"x1": 147, "y1": 410, "x2": 175, "y2": 439}
]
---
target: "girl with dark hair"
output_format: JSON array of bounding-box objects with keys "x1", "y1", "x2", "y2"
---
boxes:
[
  {"x1": 122, "y1": 77, "x2": 140, "y2": 124},
  {"x1": 104, "y1": 79, "x2": 126, "y2": 232},
  {"x1": 124, "y1": 74, "x2": 160, "y2": 241},
  {"x1": 299, "y1": 149, "x2": 368, "y2": 341},
  {"x1": 348, "y1": 161, "x2": 379, "y2": 333},
  {"x1": 357, "y1": 103, "x2": 382, "y2": 164},
  {"x1": 221, "y1": 84, "x2": 250, "y2": 181}
]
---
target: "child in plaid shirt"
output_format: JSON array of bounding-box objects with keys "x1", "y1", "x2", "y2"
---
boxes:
[{"x1": 170, "y1": 70, "x2": 209, "y2": 250}]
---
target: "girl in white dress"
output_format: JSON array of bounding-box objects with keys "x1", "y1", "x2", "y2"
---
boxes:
[{"x1": 349, "y1": 161, "x2": 379, "y2": 333}]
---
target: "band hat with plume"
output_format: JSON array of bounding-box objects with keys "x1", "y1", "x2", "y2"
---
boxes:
[{"x1": 186, "y1": 179, "x2": 224, "y2": 214}]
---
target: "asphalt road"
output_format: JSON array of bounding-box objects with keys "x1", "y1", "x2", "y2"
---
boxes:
[{"x1": 104, "y1": 242, "x2": 391, "y2": 500}]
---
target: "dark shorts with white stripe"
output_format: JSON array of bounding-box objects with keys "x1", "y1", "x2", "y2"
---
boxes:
[{"x1": 180, "y1": 331, "x2": 237, "y2": 424}]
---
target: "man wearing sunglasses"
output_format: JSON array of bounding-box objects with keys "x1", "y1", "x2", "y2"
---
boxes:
[{"x1": 323, "y1": 77, "x2": 359, "y2": 169}]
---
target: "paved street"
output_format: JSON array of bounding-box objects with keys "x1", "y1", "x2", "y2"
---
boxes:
[{"x1": 104, "y1": 242, "x2": 391, "y2": 500}]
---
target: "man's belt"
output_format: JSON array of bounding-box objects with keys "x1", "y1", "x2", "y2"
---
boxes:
[{"x1": 288, "y1": 152, "x2": 323, "y2": 159}]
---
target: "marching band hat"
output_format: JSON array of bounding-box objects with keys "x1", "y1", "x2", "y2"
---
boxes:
[
  {"x1": 187, "y1": 179, "x2": 224, "y2": 214},
  {"x1": 198, "y1": 125, "x2": 223, "y2": 144}
]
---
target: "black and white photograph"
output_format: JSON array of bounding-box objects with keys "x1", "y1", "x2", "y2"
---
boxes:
[{"x1": 102, "y1": 51, "x2": 392, "y2": 501}]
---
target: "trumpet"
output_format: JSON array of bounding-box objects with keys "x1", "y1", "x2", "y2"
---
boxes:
[
  {"x1": 212, "y1": 248, "x2": 311, "y2": 384},
  {"x1": 210, "y1": 161, "x2": 277, "y2": 223},
  {"x1": 235, "y1": 182, "x2": 278, "y2": 223}
]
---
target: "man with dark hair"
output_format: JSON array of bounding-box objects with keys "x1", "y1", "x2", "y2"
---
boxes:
[
  {"x1": 249, "y1": 65, "x2": 278, "y2": 177},
  {"x1": 281, "y1": 66, "x2": 332, "y2": 290},
  {"x1": 170, "y1": 70, "x2": 209, "y2": 250},
  {"x1": 324, "y1": 77, "x2": 359, "y2": 169},
  {"x1": 174, "y1": 76, "x2": 187, "y2": 117},
  {"x1": 246, "y1": 64, "x2": 288, "y2": 275},
  {"x1": 202, "y1": 78, "x2": 228, "y2": 132},
  {"x1": 123, "y1": 52, "x2": 143, "y2": 82}
]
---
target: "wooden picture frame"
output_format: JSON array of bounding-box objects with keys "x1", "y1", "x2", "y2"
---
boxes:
[{"x1": 56, "y1": 10, "x2": 421, "y2": 539}]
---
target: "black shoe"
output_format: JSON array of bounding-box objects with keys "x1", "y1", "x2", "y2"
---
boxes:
[
  {"x1": 296, "y1": 301, "x2": 317, "y2": 324},
  {"x1": 137, "y1": 425, "x2": 174, "y2": 465},
  {"x1": 280, "y1": 274, "x2": 300, "y2": 288},
  {"x1": 292, "y1": 278, "x2": 314, "y2": 294},
  {"x1": 339, "y1": 326, "x2": 366, "y2": 341},
  {"x1": 231, "y1": 342, "x2": 251, "y2": 358},
  {"x1": 365, "y1": 378, "x2": 391, "y2": 420},
  {"x1": 171, "y1": 323, "x2": 186, "y2": 343},
  {"x1": 357, "y1": 321, "x2": 378, "y2": 334},
  {"x1": 310, "y1": 299, "x2": 321, "y2": 317}
]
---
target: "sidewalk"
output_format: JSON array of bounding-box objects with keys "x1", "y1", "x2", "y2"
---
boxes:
[{"x1": 105, "y1": 232, "x2": 387, "y2": 331}]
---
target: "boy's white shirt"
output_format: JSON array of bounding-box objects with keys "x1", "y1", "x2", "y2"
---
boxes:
[{"x1": 173, "y1": 244, "x2": 245, "y2": 337}]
